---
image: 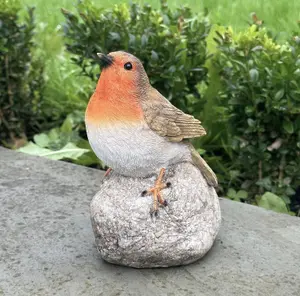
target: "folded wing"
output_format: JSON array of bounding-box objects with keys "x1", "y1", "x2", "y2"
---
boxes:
[{"x1": 141, "y1": 88, "x2": 206, "y2": 142}]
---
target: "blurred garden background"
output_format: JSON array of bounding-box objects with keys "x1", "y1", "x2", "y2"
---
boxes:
[{"x1": 1, "y1": 0, "x2": 300, "y2": 215}]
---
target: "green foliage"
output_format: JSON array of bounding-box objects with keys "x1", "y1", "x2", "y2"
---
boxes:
[
  {"x1": 0, "y1": 0, "x2": 20, "y2": 13},
  {"x1": 257, "y1": 192, "x2": 289, "y2": 214},
  {"x1": 19, "y1": 0, "x2": 300, "y2": 137},
  {"x1": 213, "y1": 24, "x2": 300, "y2": 212},
  {"x1": 0, "y1": 0, "x2": 45, "y2": 145},
  {"x1": 226, "y1": 188, "x2": 248, "y2": 202},
  {"x1": 41, "y1": 56, "x2": 92, "y2": 126},
  {"x1": 18, "y1": 141, "x2": 89, "y2": 161},
  {"x1": 61, "y1": 0, "x2": 210, "y2": 113},
  {"x1": 17, "y1": 113, "x2": 101, "y2": 166}
]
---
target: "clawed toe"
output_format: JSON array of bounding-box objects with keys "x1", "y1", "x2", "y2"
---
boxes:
[
  {"x1": 141, "y1": 168, "x2": 171, "y2": 216},
  {"x1": 141, "y1": 190, "x2": 148, "y2": 197},
  {"x1": 150, "y1": 208, "x2": 159, "y2": 217},
  {"x1": 104, "y1": 167, "x2": 112, "y2": 177}
]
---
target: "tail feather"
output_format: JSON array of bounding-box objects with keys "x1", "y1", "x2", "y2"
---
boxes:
[{"x1": 189, "y1": 144, "x2": 218, "y2": 188}]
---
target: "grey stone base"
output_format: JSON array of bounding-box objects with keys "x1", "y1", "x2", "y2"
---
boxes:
[{"x1": 90, "y1": 162, "x2": 221, "y2": 268}]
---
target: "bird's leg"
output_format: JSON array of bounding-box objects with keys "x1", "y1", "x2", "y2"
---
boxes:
[
  {"x1": 141, "y1": 168, "x2": 171, "y2": 215},
  {"x1": 104, "y1": 167, "x2": 112, "y2": 177}
]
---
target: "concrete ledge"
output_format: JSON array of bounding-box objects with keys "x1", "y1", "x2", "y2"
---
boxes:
[{"x1": 1, "y1": 147, "x2": 300, "y2": 296}]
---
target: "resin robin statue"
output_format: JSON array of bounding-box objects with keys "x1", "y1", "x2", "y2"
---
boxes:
[{"x1": 85, "y1": 51, "x2": 218, "y2": 215}]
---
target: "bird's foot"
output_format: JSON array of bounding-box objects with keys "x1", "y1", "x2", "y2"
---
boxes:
[
  {"x1": 141, "y1": 168, "x2": 171, "y2": 216},
  {"x1": 104, "y1": 167, "x2": 112, "y2": 177}
]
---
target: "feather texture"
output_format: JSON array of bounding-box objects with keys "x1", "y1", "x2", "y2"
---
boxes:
[{"x1": 141, "y1": 88, "x2": 206, "y2": 142}]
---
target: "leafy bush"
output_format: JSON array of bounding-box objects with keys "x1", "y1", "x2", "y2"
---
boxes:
[
  {"x1": 61, "y1": 0, "x2": 210, "y2": 114},
  {"x1": 40, "y1": 56, "x2": 92, "y2": 131},
  {"x1": 213, "y1": 24, "x2": 300, "y2": 212},
  {"x1": 0, "y1": 0, "x2": 45, "y2": 146}
]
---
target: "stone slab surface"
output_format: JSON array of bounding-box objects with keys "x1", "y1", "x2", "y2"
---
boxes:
[{"x1": 0, "y1": 147, "x2": 300, "y2": 296}]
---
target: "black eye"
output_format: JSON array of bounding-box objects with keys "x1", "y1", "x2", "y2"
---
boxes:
[{"x1": 124, "y1": 62, "x2": 133, "y2": 70}]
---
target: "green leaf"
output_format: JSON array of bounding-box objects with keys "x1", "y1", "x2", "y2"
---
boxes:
[
  {"x1": 74, "y1": 139, "x2": 102, "y2": 166},
  {"x1": 293, "y1": 69, "x2": 300, "y2": 76},
  {"x1": 151, "y1": 50, "x2": 158, "y2": 61},
  {"x1": 18, "y1": 142, "x2": 51, "y2": 157},
  {"x1": 17, "y1": 142, "x2": 89, "y2": 161},
  {"x1": 33, "y1": 133, "x2": 50, "y2": 148},
  {"x1": 196, "y1": 148, "x2": 206, "y2": 155},
  {"x1": 249, "y1": 68, "x2": 259, "y2": 82},
  {"x1": 228, "y1": 97, "x2": 240, "y2": 105},
  {"x1": 109, "y1": 32, "x2": 120, "y2": 41},
  {"x1": 226, "y1": 188, "x2": 247, "y2": 201},
  {"x1": 226, "y1": 188, "x2": 236, "y2": 199},
  {"x1": 256, "y1": 177, "x2": 272, "y2": 191},
  {"x1": 283, "y1": 119, "x2": 294, "y2": 134},
  {"x1": 236, "y1": 190, "x2": 248, "y2": 199},
  {"x1": 48, "y1": 128, "x2": 60, "y2": 141},
  {"x1": 228, "y1": 170, "x2": 240, "y2": 180},
  {"x1": 257, "y1": 192, "x2": 289, "y2": 214},
  {"x1": 247, "y1": 118, "x2": 255, "y2": 127},
  {"x1": 141, "y1": 34, "x2": 148, "y2": 47},
  {"x1": 190, "y1": 68, "x2": 204, "y2": 72},
  {"x1": 61, "y1": 117, "x2": 73, "y2": 133},
  {"x1": 75, "y1": 151, "x2": 100, "y2": 166},
  {"x1": 274, "y1": 89, "x2": 285, "y2": 100}
]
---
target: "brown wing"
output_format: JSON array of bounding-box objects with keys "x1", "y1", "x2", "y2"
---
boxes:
[{"x1": 141, "y1": 88, "x2": 206, "y2": 142}]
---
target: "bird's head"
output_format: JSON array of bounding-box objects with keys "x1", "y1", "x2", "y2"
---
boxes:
[
  {"x1": 96, "y1": 51, "x2": 149, "y2": 92},
  {"x1": 86, "y1": 51, "x2": 148, "y2": 124}
]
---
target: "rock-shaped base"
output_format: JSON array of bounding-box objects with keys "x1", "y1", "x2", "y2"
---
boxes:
[{"x1": 90, "y1": 162, "x2": 221, "y2": 268}]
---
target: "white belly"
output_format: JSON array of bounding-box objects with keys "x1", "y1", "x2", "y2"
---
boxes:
[{"x1": 86, "y1": 122, "x2": 191, "y2": 177}]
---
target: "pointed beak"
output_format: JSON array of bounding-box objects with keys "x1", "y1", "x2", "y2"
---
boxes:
[{"x1": 97, "y1": 53, "x2": 114, "y2": 69}]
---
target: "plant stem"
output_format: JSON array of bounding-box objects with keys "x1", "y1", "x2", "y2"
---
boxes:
[
  {"x1": 4, "y1": 55, "x2": 15, "y2": 141},
  {"x1": 258, "y1": 160, "x2": 263, "y2": 194},
  {"x1": 5, "y1": 55, "x2": 14, "y2": 107},
  {"x1": 278, "y1": 154, "x2": 285, "y2": 185}
]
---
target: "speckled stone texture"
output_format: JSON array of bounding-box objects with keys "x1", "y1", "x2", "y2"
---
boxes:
[{"x1": 90, "y1": 162, "x2": 221, "y2": 268}]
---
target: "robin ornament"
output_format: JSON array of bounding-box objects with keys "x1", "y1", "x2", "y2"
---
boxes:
[{"x1": 85, "y1": 51, "x2": 218, "y2": 215}]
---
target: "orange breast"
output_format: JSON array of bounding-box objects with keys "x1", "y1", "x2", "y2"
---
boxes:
[{"x1": 85, "y1": 91, "x2": 144, "y2": 126}]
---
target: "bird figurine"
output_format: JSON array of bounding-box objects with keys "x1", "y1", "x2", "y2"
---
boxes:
[{"x1": 85, "y1": 51, "x2": 218, "y2": 215}]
